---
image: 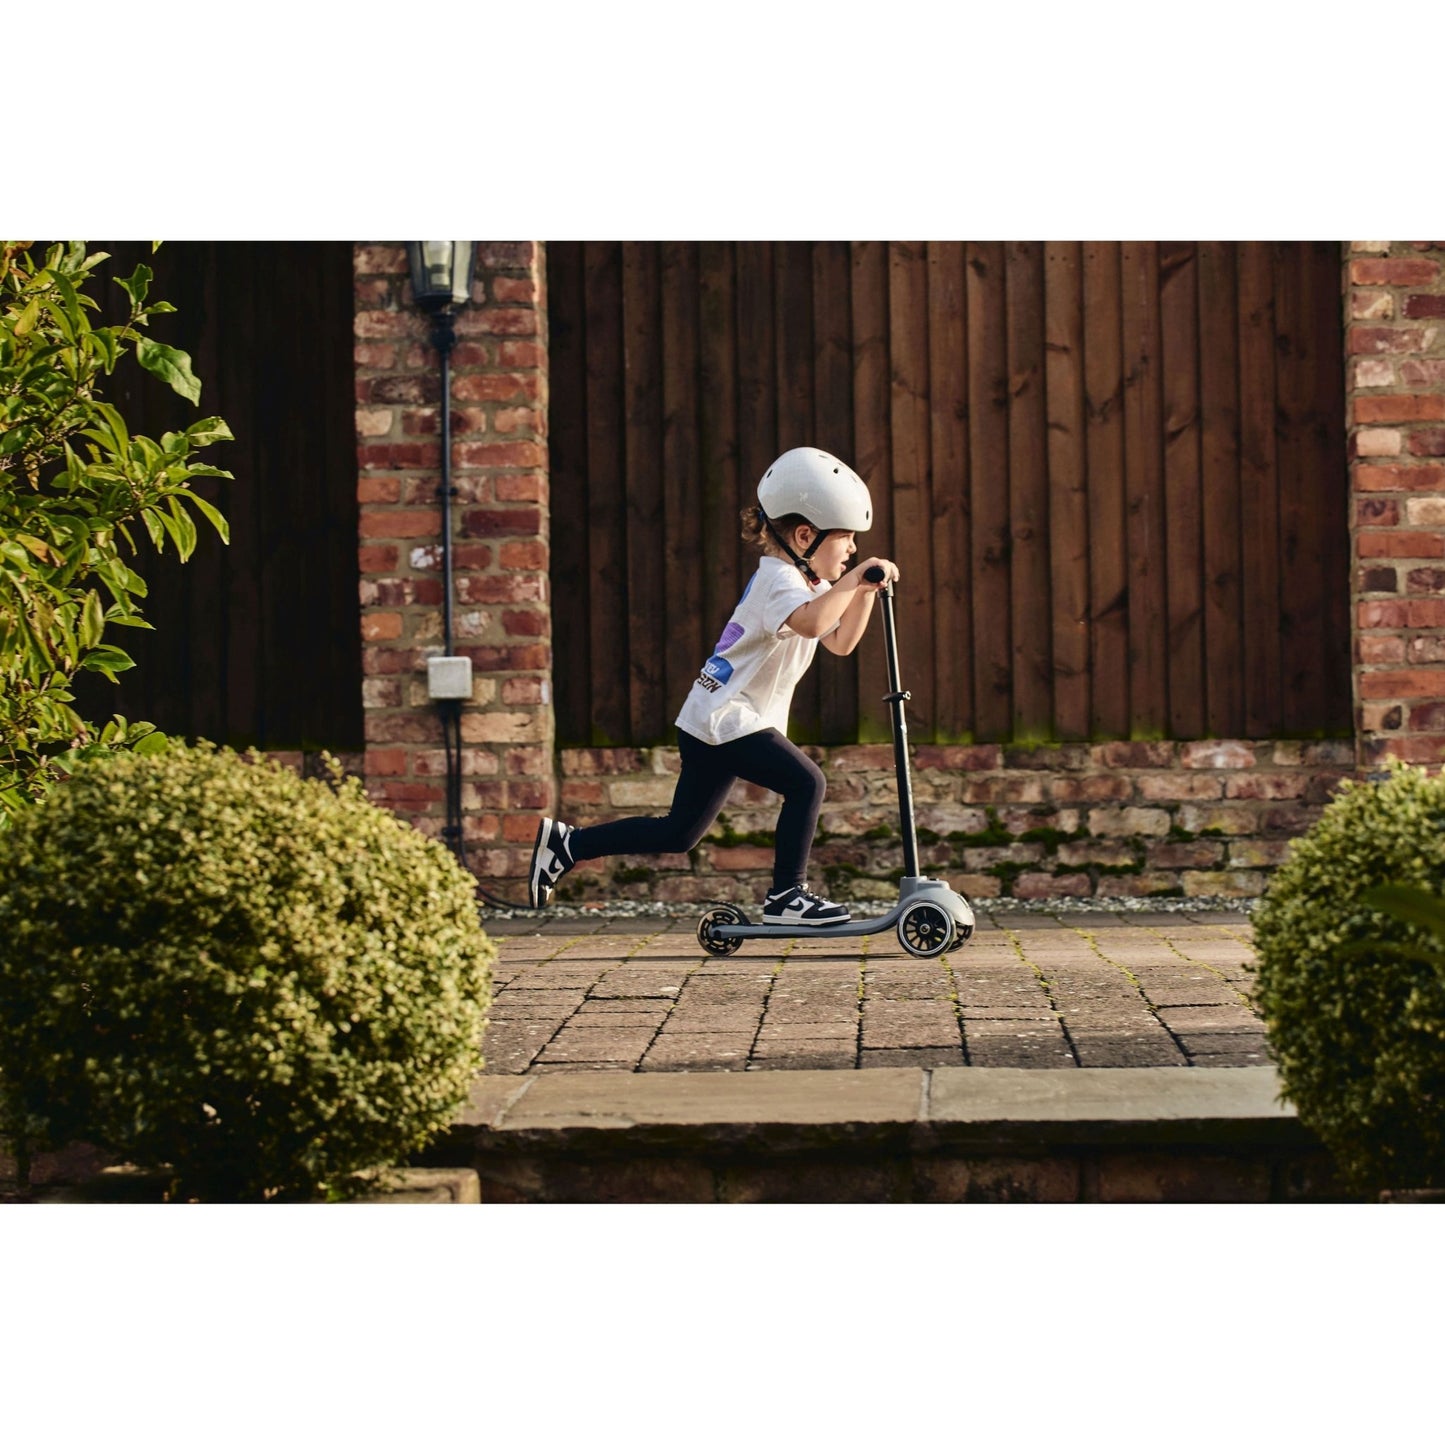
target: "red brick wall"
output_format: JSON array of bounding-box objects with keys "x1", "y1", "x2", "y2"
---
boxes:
[
  {"x1": 353, "y1": 243, "x2": 553, "y2": 877},
  {"x1": 1348, "y1": 241, "x2": 1445, "y2": 766},
  {"x1": 554, "y1": 741, "x2": 1354, "y2": 905}
]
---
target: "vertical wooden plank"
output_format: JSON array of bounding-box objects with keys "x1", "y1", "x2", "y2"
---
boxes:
[
  {"x1": 622, "y1": 242, "x2": 666, "y2": 742},
  {"x1": 303, "y1": 240, "x2": 361, "y2": 749},
  {"x1": 1280, "y1": 241, "x2": 1351, "y2": 735},
  {"x1": 966, "y1": 242, "x2": 1012, "y2": 742},
  {"x1": 852, "y1": 241, "x2": 893, "y2": 742},
  {"x1": 660, "y1": 242, "x2": 703, "y2": 735},
  {"x1": 1237, "y1": 240, "x2": 1282, "y2": 735},
  {"x1": 256, "y1": 240, "x2": 289, "y2": 747},
  {"x1": 259, "y1": 238, "x2": 292, "y2": 746},
  {"x1": 583, "y1": 240, "x2": 629, "y2": 744},
  {"x1": 927, "y1": 241, "x2": 973, "y2": 742},
  {"x1": 697, "y1": 243, "x2": 740, "y2": 658},
  {"x1": 1006, "y1": 241, "x2": 1051, "y2": 740},
  {"x1": 775, "y1": 241, "x2": 821, "y2": 742},
  {"x1": 224, "y1": 240, "x2": 264, "y2": 748},
  {"x1": 1120, "y1": 241, "x2": 1168, "y2": 738},
  {"x1": 187, "y1": 242, "x2": 230, "y2": 742},
  {"x1": 1083, "y1": 242, "x2": 1128, "y2": 739},
  {"x1": 1044, "y1": 241, "x2": 1090, "y2": 741},
  {"x1": 734, "y1": 242, "x2": 776, "y2": 600},
  {"x1": 1307, "y1": 240, "x2": 1353, "y2": 732},
  {"x1": 1160, "y1": 240, "x2": 1205, "y2": 740},
  {"x1": 813, "y1": 241, "x2": 858, "y2": 744},
  {"x1": 775, "y1": 242, "x2": 815, "y2": 450},
  {"x1": 1197, "y1": 241, "x2": 1244, "y2": 737},
  {"x1": 546, "y1": 242, "x2": 592, "y2": 745},
  {"x1": 326, "y1": 240, "x2": 366, "y2": 747},
  {"x1": 1273, "y1": 241, "x2": 1311, "y2": 736},
  {"x1": 889, "y1": 241, "x2": 935, "y2": 737}
]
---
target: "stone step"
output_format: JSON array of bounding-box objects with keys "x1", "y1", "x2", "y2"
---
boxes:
[{"x1": 423, "y1": 1065, "x2": 1354, "y2": 1203}]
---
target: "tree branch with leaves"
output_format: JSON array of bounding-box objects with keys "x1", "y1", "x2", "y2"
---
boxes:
[{"x1": 0, "y1": 240, "x2": 232, "y2": 819}]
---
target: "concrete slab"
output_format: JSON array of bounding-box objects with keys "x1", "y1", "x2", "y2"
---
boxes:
[
  {"x1": 926, "y1": 1064, "x2": 1291, "y2": 1122},
  {"x1": 490, "y1": 1066, "x2": 924, "y2": 1131}
]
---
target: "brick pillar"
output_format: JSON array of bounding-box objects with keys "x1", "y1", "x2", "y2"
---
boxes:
[
  {"x1": 1347, "y1": 241, "x2": 1445, "y2": 767},
  {"x1": 353, "y1": 242, "x2": 554, "y2": 878}
]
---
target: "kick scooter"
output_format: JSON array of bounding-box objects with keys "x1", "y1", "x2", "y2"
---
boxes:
[{"x1": 696, "y1": 567, "x2": 975, "y2": 959}]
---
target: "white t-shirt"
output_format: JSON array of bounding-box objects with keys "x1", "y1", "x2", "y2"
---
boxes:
[{"x1": 676, "y1": 556, "x2": 835, "y2": 745}]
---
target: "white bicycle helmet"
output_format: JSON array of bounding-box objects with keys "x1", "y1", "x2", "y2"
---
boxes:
[{"x1": 756, "y1": 447, "x2": 872, "y2": 581}]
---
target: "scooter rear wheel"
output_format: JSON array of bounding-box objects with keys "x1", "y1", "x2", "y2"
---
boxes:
[
  {"x1": 697, "y1": 904, "x2": 745, "y2": 957},
  {"x1": 897, "y1": 900, "x2": 955, "y2": 958}
]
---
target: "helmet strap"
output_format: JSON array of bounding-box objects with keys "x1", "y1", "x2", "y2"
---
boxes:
[{"x1": 760, "y1": 508, "x2": 829, "y2": 585}]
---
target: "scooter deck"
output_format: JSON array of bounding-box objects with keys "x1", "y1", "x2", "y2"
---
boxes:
[
  {"x1": 710, "y1": 911, "x2": 903, "y2": 942},
  {"x1": 706, "y1": 877, "x2": 975, "y2": 942}
]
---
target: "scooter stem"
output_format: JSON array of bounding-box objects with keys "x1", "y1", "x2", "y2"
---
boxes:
[{"x1": 866, "y1": 567, "x2": 920, "y2": 879}]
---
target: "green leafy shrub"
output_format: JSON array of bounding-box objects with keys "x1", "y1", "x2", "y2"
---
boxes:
[
  {"x1": 1, "y1": 240, "x2": 231, "y2": 820},
  {"x1": 0, "y1": 743, "x2": 492, "y2": 1201},
  {"x1": 1251, "y1": 763, "x2": 1445, "y2": 1193}
]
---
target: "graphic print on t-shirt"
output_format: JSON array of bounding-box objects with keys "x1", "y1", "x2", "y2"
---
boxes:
[
  {"x1": 698, "y1": 653, "x2": 733, "y2": 692},
  {"x1": 694, "y1": 576, "x2": 754, "y2": 693}
]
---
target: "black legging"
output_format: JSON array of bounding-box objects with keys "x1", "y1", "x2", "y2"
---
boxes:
[{"x1": 569, "y1": 727, "x2": 825, "y2": 894}]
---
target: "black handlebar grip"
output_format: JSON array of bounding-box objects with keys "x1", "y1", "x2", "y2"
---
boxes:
[{"x1": 863, "y1": 565, "x2": 886, "y2": 583}]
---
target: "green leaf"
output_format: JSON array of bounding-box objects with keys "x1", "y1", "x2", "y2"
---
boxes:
[
  {"x1": 51, "y1": 270, "x2": 84, "y2": 334},
  {"x1": 135, "y1": 337, "x2": 201, "y2": 403},
  {"x1": 89, "y1": 326, "x2": 120, "y2": 372},
  {"x1": 166, "y1": 495, "x2": 198, "y2": 560},
  {"x1": 186, "y1": 492, "x2": 230, "y2": 545},
  {"x1": 14, "y1": 534, "x2": 59, "y2": 566},
  {"x1": 142, "y1": 507, "x2": 167, "y2": 552},
  {"x1": 90, "y1": 400, "x2": 130, "y2": 454},
  {"x1": 115, "y1": 263, "x2": 153, "y2": 310},
  {"x1": 185, "y1": 416, "x2": 234, "y2": 448},
  {"x1": 80, "y1": 644, "x2": 136, "y2": 677},
  {"x1": 78, "y1": 590, "x2": 105, "y2": 650},
  {"x1": 13, "y1": 297, "x2": 40, "y2": 336}
]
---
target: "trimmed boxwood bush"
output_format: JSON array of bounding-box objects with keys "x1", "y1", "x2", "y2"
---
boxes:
[
  {"x1": 1251, "y1": 763, "x2": 1445, "y2": 1194},
  {"x1": 0, "y1": 743, "x2": 493, "y2": 1201}
]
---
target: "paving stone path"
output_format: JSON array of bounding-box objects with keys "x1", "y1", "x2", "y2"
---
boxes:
[{"x1": 480, "y1": 911, "x2": 1266, "y2": 1076}]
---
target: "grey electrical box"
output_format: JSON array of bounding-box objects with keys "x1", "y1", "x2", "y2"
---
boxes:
[{"x1": 427, "y1": 655, "x2": 473, "y2": 701}]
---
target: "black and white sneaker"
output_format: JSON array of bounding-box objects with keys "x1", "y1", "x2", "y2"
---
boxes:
[
  {"x1": 763, "y1": 885, "x2": 851, "y2": 927},
  {"x1": 529, "y1": 817, "x2": 576, "y2": 908}
]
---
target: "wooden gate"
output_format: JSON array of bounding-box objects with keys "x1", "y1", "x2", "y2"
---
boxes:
[
  {"x1": 70, "y1": 241, "x2": 362, "y2": 752},
  {"x1": 548, "y1": 241, "x2": 1350, "y2": 748}
]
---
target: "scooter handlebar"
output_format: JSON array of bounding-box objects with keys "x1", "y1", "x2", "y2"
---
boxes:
[{"x1": 863, "y1": 565, "x2": 887, "y2": 584}]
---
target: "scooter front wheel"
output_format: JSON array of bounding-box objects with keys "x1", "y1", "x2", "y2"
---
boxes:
[
  {"x1": 697, "y1": 904, "x2": 745, "y2": 957},
  {"x1": 897, "y1": 899, "x2": 955, "y2": 958}
]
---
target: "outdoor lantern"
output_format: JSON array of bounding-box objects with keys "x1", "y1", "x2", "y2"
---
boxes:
[{"x1": 406, "y1": 241, "x2": 477, "y2": 311}]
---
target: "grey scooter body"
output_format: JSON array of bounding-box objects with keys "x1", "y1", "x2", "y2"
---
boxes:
[{"x1": 696, "y1": 570, "x2": 975, "y2": 960}]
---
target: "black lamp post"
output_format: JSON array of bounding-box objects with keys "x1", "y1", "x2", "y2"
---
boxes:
[
  {"x1": 407, "y1": 241, "x2": 477, "y2": 655},
  {"x1": 406, "y1": 241, "x2": 478, "y2": 868}
]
